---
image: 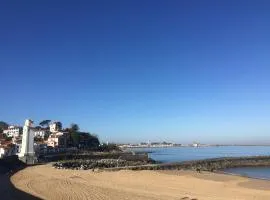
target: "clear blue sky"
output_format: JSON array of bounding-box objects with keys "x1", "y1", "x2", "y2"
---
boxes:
[{"x1": 1, "y1": 1, "x2": 270, "y2": 144}]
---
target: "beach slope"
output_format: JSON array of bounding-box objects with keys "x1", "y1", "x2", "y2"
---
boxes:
[{"x1": 11, "y1": 165, "x2": 270, "y2": 200}]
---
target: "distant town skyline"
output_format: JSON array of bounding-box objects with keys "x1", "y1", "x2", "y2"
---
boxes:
[{"x1": 1, "y1": 1, "x2": 270, "y2": 145}]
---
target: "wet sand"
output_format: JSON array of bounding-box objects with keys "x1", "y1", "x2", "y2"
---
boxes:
[{"x1": 10, "y1": 164, "x2": 270, "y2": 200}]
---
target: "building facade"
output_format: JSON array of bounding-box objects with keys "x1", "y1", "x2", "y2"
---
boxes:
[
  {"x1": 34, "y1": 129, "x2": 48, "y2": 138},
  {"x1": 3, "y1": 126, "x2": 22, "y2": 138},
  {"x1": 49, "y1": 122, "x2": 62, "y2": 133},
  {"x1": 47, "y1": 132, "x2": 66, "y2": 148},
  {"x1": 12, "y1": 136, "x2": 22, "y2": 155},
  {"x1": 0, "y1": 143, "x2": 16, "y2": 158}
]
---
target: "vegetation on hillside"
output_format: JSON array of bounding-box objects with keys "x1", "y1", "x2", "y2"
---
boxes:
[
  {"x1": 0, "y1": 121, "x2": 9, "y2": 133},
  {"x1": 39, "y1": 120, "x2": 51, "y2": 128},
  {"x1": 64, "y1": 123, "x2": 101, "y2": 150}
]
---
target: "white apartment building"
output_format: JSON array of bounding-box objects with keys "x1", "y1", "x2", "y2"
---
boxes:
[
  {"x1": 49, "y1": 122, "x2": 62, "y2": 133},
  {"x1": 47, "y1": 132, "x2": 65, "y2": 148},
  {"x1": 34, "y1": 129, "x2": 48, "y2": 138},
  {"x1": 0, "y1": 146, "x2": 6, "y2": 158},
  {"x1": 3, "y1": 126, "x2": 22, "y2": 138}
]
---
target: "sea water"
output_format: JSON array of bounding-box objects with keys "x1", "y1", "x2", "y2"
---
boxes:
[
  {"x1": 133, "y1": 146, "x2": 270, "y2": 162},
  {"x1": 131, "y1": 146, "x2": 270, "y2": 179},
  {"x1": 223, "y1": 167, "x2": 270, "y2": 180}
]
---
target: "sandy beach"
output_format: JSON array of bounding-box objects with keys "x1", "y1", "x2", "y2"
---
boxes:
[{"x1": 7, "y1": 164, "x2": 270, "y2": 200}]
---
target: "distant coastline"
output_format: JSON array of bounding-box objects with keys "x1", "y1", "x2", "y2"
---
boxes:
[{"x1": 121, "y1": 144, "x2": 270, "y2": 149}]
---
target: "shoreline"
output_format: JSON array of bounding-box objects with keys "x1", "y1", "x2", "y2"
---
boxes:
[
  {"x1": 123, "y1": 145, "x2": 270, "y2": 149},
  {"x1": 216, "y1": 170, "x2": 270, "y2": 181}
]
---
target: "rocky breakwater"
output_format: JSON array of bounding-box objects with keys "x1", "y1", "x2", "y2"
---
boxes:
[
  {"x1": 127, "y1": 155, "x2": 270, "y2": 171},
  {"x1": 53, "y1": 159, "x2": 153, "y2": 170},
  {"x1": 41, "y1": 151, "x2": 150, "y2": 163},
  {"x1": 53, "y1": 155, "x2": 270, "y2": 171}
]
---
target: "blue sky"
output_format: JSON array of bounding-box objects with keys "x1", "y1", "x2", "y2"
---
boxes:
[{"x1": 1, "y1": 1, "x2": 270, "y2": 144}]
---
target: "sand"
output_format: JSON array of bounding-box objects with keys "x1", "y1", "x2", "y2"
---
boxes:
[{"x1": 10, "y1": 164, "x2": 270, "y2": 200}]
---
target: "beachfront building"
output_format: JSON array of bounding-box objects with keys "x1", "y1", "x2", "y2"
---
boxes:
[
  {"x1": 12, "y1": 136, "x2": 22, "y2": 155},
  {"x1": 34, "y1": 128, "x2": 48, "y2": 138},
  {"x1": 49, "y1": 122, "x2": 62, "y2": 133},
  {"x1": 192, "y1": 142, "x2": 199, "y2": 147},
  {"x1": 47, "y1": 132, "x2": 66, "y2": 148},
  {"x1": 0, "y1": 143, "x2": 16, "y2": 158},
  {"x1": 3, "y1": 125, "x2": 22, "y2": 138}
]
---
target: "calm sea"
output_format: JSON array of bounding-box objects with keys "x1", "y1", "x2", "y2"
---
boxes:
[
  {"x1": 131, "y1": 146, "x2": 270, "y2": 180},
  {"x1": 223, "y1": 167, "x2": 270, "y2": 180}
]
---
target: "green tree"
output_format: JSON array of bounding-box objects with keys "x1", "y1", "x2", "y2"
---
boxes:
[
  {"x1": 87, "y1": 133, "x2": 100, "y2": 148},
  {"x1": 55, "y1": 122, "x2": 62, "y2": 130},
  {"x1": 68, "y1": 123, "x2": 80, "y2": 146},
  {"x1": 39, "y1": 120, "x2": 51, "y2": 128},
  {"x1": 71, "y1": 132, "x2": 80, "y2": 146},
  {"x1": 70, "y1": 123, "x2": 79, "y2": 132}
]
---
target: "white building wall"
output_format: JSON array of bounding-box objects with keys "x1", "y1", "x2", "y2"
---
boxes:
[
  {"x1": 49, "y1": 123, "x2": 57, "y2": 133},
  {"x1": 34, "y1": 130, "x2": 46, "y2": 138},
  {"x1": 49, "y1": 122, "x2": 61, "y2": 133},
  {"x1": 3, "y1": 126, "x2": 21, "y2": 138},
  {"x1": 0, "y1": 147, "x2": 6, "y2": 158}
]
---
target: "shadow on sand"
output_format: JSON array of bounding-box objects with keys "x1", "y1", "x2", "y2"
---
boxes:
[
  {"x1": 0, "y1": 156, "x2": 41, "y2": 200},
  {"x1": 0, "y1": 172, "x2": 41, "y2": 200}
]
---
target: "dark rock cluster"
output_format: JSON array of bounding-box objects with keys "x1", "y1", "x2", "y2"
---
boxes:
[
  {"x1": 40, "y1": 152, "x2": 150, "y2": 163},
  {"x1": 53, "y1": 155, "x2": 270, "y2": 171},
  {"x1": 53, "y1": 159, "x2": 149, "y2": 170}
]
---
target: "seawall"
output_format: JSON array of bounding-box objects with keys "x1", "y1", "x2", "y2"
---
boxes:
[
  {"x1": 103, "y1": 155, "x2": 270, "y2": 171},
  {"x1": 132, "y1": 156, "x2": 270, "y2": 171}
]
